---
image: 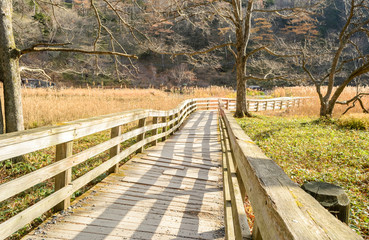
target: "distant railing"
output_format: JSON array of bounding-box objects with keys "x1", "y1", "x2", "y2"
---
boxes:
[
  {"x1": 222, "y1": 97, "x2": 307, "y2": 112},
  {"x1": 0, "y1": 98, "x2": 216, "y2": 240},
  {"x1": 218, "y1": 99, "x2": 362, "y2": 240}
]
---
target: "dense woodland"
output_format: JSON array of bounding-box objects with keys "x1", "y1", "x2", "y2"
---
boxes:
[{"x1": 13, "y1": 0, "x2": 369, "y2": 89}]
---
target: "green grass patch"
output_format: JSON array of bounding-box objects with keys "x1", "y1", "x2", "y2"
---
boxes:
[
  {"x1": 337, "y1": 113, "x2": 369, "y2": 130},
  {"x1": 237, "y1": 116, "x2": 368, "y2": 238}
]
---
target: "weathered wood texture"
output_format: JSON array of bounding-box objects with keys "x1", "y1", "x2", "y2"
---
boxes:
[
  {"x1": 23, "y1": 111, "x2": 224, "y2": 240},
  {"x1": 0, "y1": 98, "x2": 205, "y2": 240},
  {"x1": 219, "y1": 116, "x2": 251, "y2": 240},
  {"x1": 219, "y1": 107, "x2": 362, "y2": 240},
  {"x1": 222, "y1": 97, "x2": 308, "y2": 112}
]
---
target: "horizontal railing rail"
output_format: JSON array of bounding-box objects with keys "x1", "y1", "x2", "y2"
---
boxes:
[
  {"x1": 218, "y1": 99, "x2": 362, "y2": 240},
  {"x1": 0, "y1": 98, "x2": 216, "y2": 240},
  {"x1": 221, "y1": 97, "x2": 308, "y2": 112}
]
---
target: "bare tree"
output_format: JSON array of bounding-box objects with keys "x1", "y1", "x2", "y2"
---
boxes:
[
  {"x1": 135, "y1": 0, "x2": 322, "y2": 117},
  {"x1": 301, "y1": 0, "x2": 369, "y2": 118},
  {"x1": 0, "y1": 0, "x2": 137, "y2": 133}
]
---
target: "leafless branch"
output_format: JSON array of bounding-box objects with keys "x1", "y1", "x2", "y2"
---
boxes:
[{"x1": 20, "y1": 47, "x2": 138, "y2": 58}]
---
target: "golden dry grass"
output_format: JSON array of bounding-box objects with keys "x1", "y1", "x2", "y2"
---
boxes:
[
  {"x1": 1, "y1": 85, "x2": 368, "y2": 129},
  {"x1": 269, "y1": 86, "x2": 369, "y2": 118},
  {"x1": 16, "y1": 86, "x2": 231, "y2": 129}
]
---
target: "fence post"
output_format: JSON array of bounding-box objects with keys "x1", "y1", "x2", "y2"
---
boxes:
[
  {"x1": 136, "y1": 117, "x2": 147, "y2": 153},
  {"x1": 256, "y1": 101, "x2": 260, "y2": 112},
  {"x1": 108, "y1": 126, "x2": 122, "y2": 174},
  {"x1": 272, "y1": 100, "x2": 276, "y2": 110},
  {"x1": 54, "y1": 141, "x2": 73, "y2": 212},
  {"x1": 150, "y1": 117, "x2": 159, "y2": 146},
  {"x1": 161, "y1": 116, "x2": 167, "y2": 141},
  {"x1": 226, "y1": 99, "x2": 229, "y2": 110},
  {"x1": 169, "y1": 114, "x2": 174, "y2": 135}
]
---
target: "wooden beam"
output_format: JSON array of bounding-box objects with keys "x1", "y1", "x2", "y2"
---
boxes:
[
  {"x1": 220, "y1": 108, "x2": 362, "y2": 240},
  {"x1": 108, "y1": 126, "x2": 122, "y2": 174},
  {"x1": 150, "y1": 117, "x2": 159, "y2": 146},
  {"x1": 54, "y1": 141, "x2": 73, "y2": 212},
  {"x1": 136, "y1": 117, "x2": 147, "y2": 153}
]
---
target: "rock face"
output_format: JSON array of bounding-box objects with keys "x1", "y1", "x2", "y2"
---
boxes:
[{"x1": 302, "y1": 181, "x2": 350, "y2": 224}]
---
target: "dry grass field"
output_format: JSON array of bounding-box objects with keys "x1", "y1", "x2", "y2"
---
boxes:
[
  {"x1": 1, "y1": 85, "x2": 367, "y2": 129},
  {"x1": 2, "y1": 86, "x2": 232, "y2": 129},
  {"x1": 269, "y1": 86, "x2": 369, "y2": 118}
]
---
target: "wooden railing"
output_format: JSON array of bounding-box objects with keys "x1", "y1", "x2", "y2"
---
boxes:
[
  {"x1": 222, "y1": 97, "x2": 306, "y2": 112},
  {"x1": 218, "y1": 99, "x2": 362, "y2": 240},
  {"x1": 0, "y1": 98, "x2": 218, "y2": 240}
]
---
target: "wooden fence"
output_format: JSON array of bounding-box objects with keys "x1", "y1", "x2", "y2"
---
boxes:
[
  {"x1": 222, "y1": 97, "x2": 306, "y2": 112},
  {"x1": 0, "y1": 98, "x2": 218, "y2": 240},
  {"x1": 218, "y1": 99, "x2": 362, "y2": 240}
]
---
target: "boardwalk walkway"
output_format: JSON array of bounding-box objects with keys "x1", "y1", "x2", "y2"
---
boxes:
[{"x1": 24, "y1": 110, "x2": 225, "y2": 240}]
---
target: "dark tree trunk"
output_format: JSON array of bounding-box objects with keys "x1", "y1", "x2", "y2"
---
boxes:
[
  {"x1": 0, "y1": 0, "x2": 24, "y2": 133},
  {"x1": 235, "y1": 57, "x2": 251, "y2": 118}
]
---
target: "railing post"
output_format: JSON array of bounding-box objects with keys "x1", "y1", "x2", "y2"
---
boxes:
[
  {"x1": 108, "y1": 126, "x2": 121, "y2": 174},
  {"x1": 169, "y1": 114, "x2": 174, "y2": 135},
  {"x1": 272, "y1": 100, "x2": 276, "y2": 110},
  {"x1": 54, "y1": 141, "x2": 73, "y2": 212},
  {"x1": 226, "y1": 99, "x2": 229, "y2": 110},
  {"x1": 174, "y1": 112, "x2": 179, "y2": 129},
  {"x1": 256, "y1": 101, "x2": 260, "y2": 112},
  {"x1": 150, "y1": 117, "x2": 159, "y2": 146},
  {"x1": 161, "y1": 116, "x2": 167, "y2": 141},
  {"x1": 136, "y1": 117, "x2": 146, "y2": 153}
]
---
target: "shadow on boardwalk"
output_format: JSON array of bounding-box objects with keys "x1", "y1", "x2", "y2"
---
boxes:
[{"x1": 25, "y1": 111, "x2": 224, "y2": 240}]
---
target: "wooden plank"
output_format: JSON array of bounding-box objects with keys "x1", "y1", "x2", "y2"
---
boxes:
[
  {"x1": 220, "y1": 108, "x2": 362, "y2": 240},
  {"x1": 101, "y1": 177, "x2": 222, "y2": 197},
  {"x1": 0, "y1": 109, "x2": 148, "y2": 162},
  {"x1": 221, "y1": 131, "x2": 235, "y2": 240},
  {"x1": 150, "y1": 116, "x2": 159, "y2": 146},
  {"x1": 220, "y1": 117, "x2": 251, "y2": 239},
  {"x1": 140, "y1": 156, "x2": 219, "y2": 170},
  {"x1": 95, "y1": 182, "x2": 222, "y2": 204},
  {"x1": 136, "y1": 117, "x2": 147, "y2": 153},
  {"x1": 69, "y1": 206, "x2": 221, "y2": 228},
  {"x1": 147, "y1": 154, "x2": 220, "y2": 166},
  {"x1": 54, "y1": 141, "x2": 73, "y2": 212},
  {"x1": 119, "y1": 167, "x2": 219, "y2": 187},
  {"x1": 108, "y1": 125, "x2": 121, "y2": 174},
  {"x1": 0, "y1": 98, "x2": 196, "y2": 162},
  {"x1": 0, "y1": 126, "x2": 158, "y2": 203}
]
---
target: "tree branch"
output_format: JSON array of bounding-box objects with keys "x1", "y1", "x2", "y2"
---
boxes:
[{"x1": 20, "y1": 47, "x2": 138, "y2": 58}]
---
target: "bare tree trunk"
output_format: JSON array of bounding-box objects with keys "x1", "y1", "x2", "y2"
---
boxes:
[
  {"x1": 234, "y1": 0, "x2": 253, "y2": 118},
  {"x1": 0, "y1": 0, "x2": 24, "y2": 133},
  {"x1": 235, "y1": 57, "x2": 251, "y2": 117}
]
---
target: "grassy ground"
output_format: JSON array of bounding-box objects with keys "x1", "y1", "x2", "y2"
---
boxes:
[{"x1": 237, "y1": 115, "x2": 369, "y2": 238}]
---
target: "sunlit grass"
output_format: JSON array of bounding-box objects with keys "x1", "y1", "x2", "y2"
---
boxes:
[{"x1": 237, "y1": 115, "x2": 369, "y2": 238}]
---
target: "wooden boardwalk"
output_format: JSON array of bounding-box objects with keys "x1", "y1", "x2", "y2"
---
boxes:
[{"x1": 24, "y1": 110, "x2": 225, "y2": 240}]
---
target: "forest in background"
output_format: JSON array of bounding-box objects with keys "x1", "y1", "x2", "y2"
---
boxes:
[{"x1": 14, "y1": 0, "x2": 369, "y2": 89}]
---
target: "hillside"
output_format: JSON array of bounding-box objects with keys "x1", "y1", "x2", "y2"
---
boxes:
[{"x1": 12, "y1": 0, "x2": 369, "y2": 89}]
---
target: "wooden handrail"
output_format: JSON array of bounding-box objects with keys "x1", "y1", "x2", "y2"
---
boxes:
[
  {"x1": 0, "y1": 98, "x2": 215, "y2": 240},
  {"x1": 220, "y1": 97, "x2": 309, "y2": 112},
  {"x1": 219, "y1": 103, "x2": 362, "y2": 240}
]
